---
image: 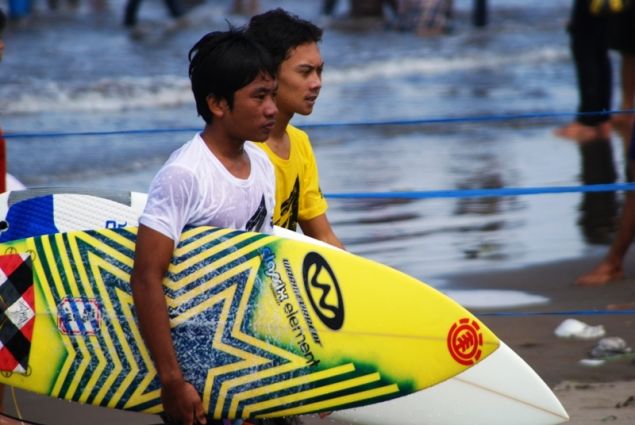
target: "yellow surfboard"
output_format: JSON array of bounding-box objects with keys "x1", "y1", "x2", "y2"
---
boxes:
[
  {"x1": 0, "y1": 189, "x2": 568, "y2": 424},
  {"x1": 0, "y1": 225, "x2": 499, "y2": 419}
]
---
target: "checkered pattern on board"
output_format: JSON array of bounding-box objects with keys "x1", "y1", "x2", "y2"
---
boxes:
[{"x1": 0, "y1": 253, "x2": 35, "y2": 374}]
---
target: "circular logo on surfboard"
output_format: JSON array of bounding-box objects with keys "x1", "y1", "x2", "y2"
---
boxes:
[
  {"x1": 302, "y1": 252, "x2": 344, "y2": 330},
  {"x1": 447, "y1": 317, "x2": 483, "y2": 366}
]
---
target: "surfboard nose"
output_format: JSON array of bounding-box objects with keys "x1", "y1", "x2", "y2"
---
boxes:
[{"x1": 331, "y1": 342, "x2": 569, "y2": 425}]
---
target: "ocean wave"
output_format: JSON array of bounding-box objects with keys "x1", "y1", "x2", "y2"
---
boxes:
[
  {"x1": 1, "y1": 47, "x2": 568, "y2": 115},
  {"x1": 324, "y1": 47, "x2": 568, "y2": 84},
  {"x1": 2, "y1": 75, "x2": 192, "y2": 114}
]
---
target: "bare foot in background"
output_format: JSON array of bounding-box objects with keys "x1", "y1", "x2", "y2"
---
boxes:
[
  {"x1": 554, "y1": 121, "x2": 611, "y2": 142},
  {"x1": 576, "y1": 261, "x2": 624, "y2": 286}
]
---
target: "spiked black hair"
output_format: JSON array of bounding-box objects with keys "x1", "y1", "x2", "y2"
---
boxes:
[
  {"x1": 188, "y1": 28, "x2": 276, "y2": 123},
  {"x1": 246, "y1": 8, "x2": 323, "y2": 70}
]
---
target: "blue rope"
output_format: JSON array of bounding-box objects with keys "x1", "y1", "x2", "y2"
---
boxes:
[
  {"x1": 302, "y1": 108, "x2": 635, "y2": 129},
  {"x1": 3, "y1": 109, "x2": 634, "y2": 139},
  {"x1": 3, "y1": 111, "x2": 634, "y2": 320},
  {"x1": 324, "y1": 183, "x2": 635, "y2": 199},
  {"x1": 1, "y1": 127, "x2": 201, "y2": 140}
]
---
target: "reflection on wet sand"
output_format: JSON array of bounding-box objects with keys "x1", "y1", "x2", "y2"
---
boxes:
[{"x1": 577, "y1": 137, "x2": 618, "y2": 245}]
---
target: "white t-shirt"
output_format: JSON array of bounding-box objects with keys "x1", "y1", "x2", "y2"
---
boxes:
[{"x1": 139, "y1": 133, "x2": 275, "y2": 242}]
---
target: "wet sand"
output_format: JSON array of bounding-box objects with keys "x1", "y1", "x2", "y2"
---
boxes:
[{"x1": 2, "y1": 250, "x2": 635, "y2": 424}]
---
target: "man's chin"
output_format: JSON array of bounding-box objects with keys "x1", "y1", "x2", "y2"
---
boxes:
[
  {"x1": 252, "y1": 131, "x2": 272, "y2": 142},
  {"x1": 297, "y1": 107, "x2": 313, "y2": 116}
]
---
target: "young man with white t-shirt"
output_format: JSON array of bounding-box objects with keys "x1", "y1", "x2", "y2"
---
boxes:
[{"x1": 131, "y1": 29, "x2": 278, "y2": 425}]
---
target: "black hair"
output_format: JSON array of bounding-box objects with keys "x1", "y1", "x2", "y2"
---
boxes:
[
  {"x1": 0, "y1": 8, "x2": 6, "y2": 33},
  {"x1": 246, "y1": 8, "x2": 323, "y2": 70},
  {"x1": 188, "y1": 28, "x2": 276, "y2": 124}
]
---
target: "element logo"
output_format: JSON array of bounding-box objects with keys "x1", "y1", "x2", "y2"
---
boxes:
[
  {"x1": 447, "y1": 317, "x2": 483, "y2": 365},
  {"x1": 302, "y1": 252, "x2": 344, "y2": 330}
]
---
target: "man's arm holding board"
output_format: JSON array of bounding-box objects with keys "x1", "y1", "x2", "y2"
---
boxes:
[
  {"x1": 131, "y1": 224, "x2": 207, "y2": 425},
  {"x1": 300, "y1": 214, "x2": 345, "y2": 250}
]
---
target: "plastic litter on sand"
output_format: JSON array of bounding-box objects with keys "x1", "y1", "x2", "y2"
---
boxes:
[
  {"x1": 578, "y1": 337, "x2": 634, "y2": 367},
  {"x1": 589, "y1": 337, "x2": 632, "y2": 358},
  {"x1": 554, "y1": 318, "x2": 606, "y2": 340}
]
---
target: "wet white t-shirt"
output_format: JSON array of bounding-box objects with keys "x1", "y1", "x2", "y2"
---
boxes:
[{"x1": 140, "y1": 133, "x2": 275, "y2": 242}]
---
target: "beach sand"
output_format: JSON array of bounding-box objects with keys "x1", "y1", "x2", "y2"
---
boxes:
[{"x1": 1, "y1": 250, "x2": 634, "y2": 425}]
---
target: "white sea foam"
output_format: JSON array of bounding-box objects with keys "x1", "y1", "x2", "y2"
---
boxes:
[
  {"x1": 3, "y1": 75, "x2": 192, "y2": 114},
  {"x1": 443, "y1": 289, "x2": 549, "y2": 309},
  {"x1": 324, "y1": 47, "x2": 568, "y2": 84},
  {"x1": 2, "y1": 47, "x2": 568, "y2": 115}
]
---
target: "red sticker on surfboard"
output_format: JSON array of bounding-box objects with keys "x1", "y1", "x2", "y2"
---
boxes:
[
  {"x1": 0, "y1": 253, "x2": 35, "y2": 374},
  {"x1": 447, "y1": 317, "x2": 483, "y2": 366}
]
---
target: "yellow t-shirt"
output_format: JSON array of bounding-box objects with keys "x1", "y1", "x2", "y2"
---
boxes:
[{"x1": 257, "y1": 125, "x2": 328, "y2": 230}]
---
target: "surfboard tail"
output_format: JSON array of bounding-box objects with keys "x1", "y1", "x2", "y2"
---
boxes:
[{"x1": 331, "y1": 342, "x2": 569, "y2": 425}]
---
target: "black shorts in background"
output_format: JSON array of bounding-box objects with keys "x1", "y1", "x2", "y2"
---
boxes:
[{"x1": 609, "y1": 7, "x2": 635, "y2": 53}]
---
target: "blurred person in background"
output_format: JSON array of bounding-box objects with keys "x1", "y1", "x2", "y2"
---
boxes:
[
  {"x1": 123, "y1": 0, "x2": 186, "y2": 28},
  {"x1": 577, "y1": 122, "x2": 635, "y2": 286},
  {"x1": 0, "y1": 8, "x2": 5, "y2": 62},
  {"x1": 609, "y1": 6, "x2": 635, "y2": 132},
  {"x1": 231, "y1": 0, "x2": 260, "y2": 16},
  {"x1": 554, "y1": 0, "x2": 612, "y2": 142},
  {"x1": 391, "y1": 0, "x2": 453, "y2": 35}
]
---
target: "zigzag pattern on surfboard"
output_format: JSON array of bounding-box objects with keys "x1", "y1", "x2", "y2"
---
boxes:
[
  {"x1": 29, "y1": 226, "x2": 404, "y2": 419},
  {"x1": 32, "y1": 227, "x2": 159, "y2": 412},
  {"x1": 167, "y1": 227, "x2": 403, "y2": 418}
]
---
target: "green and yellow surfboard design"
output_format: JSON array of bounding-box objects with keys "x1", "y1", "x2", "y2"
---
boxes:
[{"x1": 0, "y1": 226, "x2": 499, "y2": 419}]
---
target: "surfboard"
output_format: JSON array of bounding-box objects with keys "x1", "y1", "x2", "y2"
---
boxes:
[
  {"x1": 0, "y1": 188, "x2": 569, "y2": 424},
  {"x1": 6, "y1": 174, "x2": 25, "y2": 191},
  {"x1": 0, "y1": 187, "x2": 328, "y2": 248},
  {"x1": 0, "y1": 188, "x2": 147, "y2": 243},
  {"x1": 0, "y1": 225, "x2": 567, "y2": 424}
]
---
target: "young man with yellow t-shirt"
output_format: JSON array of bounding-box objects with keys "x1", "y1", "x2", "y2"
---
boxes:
[{"x1": 247, "y1": 8, "x2": 344, "y2": 250}]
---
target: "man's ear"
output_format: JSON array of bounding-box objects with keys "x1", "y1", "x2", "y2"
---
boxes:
[{"x1": 207, "y1": 95, "x2": 228, "y2": 119}]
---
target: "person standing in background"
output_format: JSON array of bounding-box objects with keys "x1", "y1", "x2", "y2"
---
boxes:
[
  {"x1": 577, "y1": 122, "x2": 635, "y2": 286},
  {"x1": 321, "y1": 0, "x2": 339, "y2": 16},
  {"x1": 230, "y1": 0, "x2": 260, "y2": 16},
  {"x1": 322, "y1": 0, "x2": 399, "y2": 18},
  {"x1": 393, "y1": 0, "x2": 454, "y2": 35},
  {"x1": 608, "y1": 6, "x2": 635, "y2": 132},
  {"x1": 0, "y1": 8, "x2": 5, "y2": 62},
  {"x1": 123, "y1": 0, "x2": 185, "y2": 28},
  {"x1": 554, "y1": 0, "x2": 612, "y2": 142},
  {"x1": 575, "y1": 0, "x2": 635, "y2": 280}
]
